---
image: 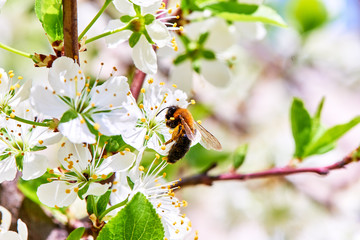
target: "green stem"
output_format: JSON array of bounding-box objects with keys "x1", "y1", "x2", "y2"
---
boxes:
[
  {"x1": 10, "y1": 115, "x2": 49, "y2": 127},
  {"x1": 98, "y1": 197, "x2": 128, "y2": 220},
  {"x1": 0, "y1": 42, "x2": 32, "y2": 59},
  {"x1": 85, "y1": 25, "x2": 130, "y2": 44},
  {"x1": 78, "y1": 0, "x2": 112, "y2": 41}
]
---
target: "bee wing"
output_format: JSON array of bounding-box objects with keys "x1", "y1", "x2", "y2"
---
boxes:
[
  {"x1": 194, "y1": 121, "x2": 222, "y2": 151},
  {"x1": 179, "y1": 115, "x2": 197, "y2": 141}
]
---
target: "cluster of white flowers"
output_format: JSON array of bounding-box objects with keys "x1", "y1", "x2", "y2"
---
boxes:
[{"x1": 0, "y1": 52, "x2": 194, "y2": 239}]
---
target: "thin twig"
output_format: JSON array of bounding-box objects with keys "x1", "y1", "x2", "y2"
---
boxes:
[
  {"x1": 130, "y1": 69, "x2": 147, "y2": 100},
  {"x1": 63, "y1": 0, "x2": 79, "y2": 63},
  {"x1": 175, "y1": 148, "x2": 360, "y2": 188}
]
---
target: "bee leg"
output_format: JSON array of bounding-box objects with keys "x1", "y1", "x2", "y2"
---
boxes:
[{"x1": 165, "y1": 125, "x2": 182, "y2": 145}]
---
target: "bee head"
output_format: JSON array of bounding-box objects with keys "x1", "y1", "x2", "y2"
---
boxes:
[{"x1": 165, "y1": 105, "x2": 179, "y2": 129}]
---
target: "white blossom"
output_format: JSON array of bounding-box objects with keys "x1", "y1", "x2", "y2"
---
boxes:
[
  {"x1": 0, "y1": 205, "x2": 28, "y2": 240},
  {"x1": 111, "y1": 151, "x2": 191, "y2": 240},
  {"x1": 0, "y1": 0, "x2": 6, "y2": 10},
  {"x1": 106, "y1": 0, "x2": 181, "y2": 74},
  {"x1": 30, "y1": 57, "x2": 137, "y2": 144},
  {"x1": 122, "y1": 80, "x2": 197, "y2": 155},
  {"x1": 0, "y1": 114, "x2": 61, "y2": 183},
  {"x1": 0, "y1": 69, "x2": 31, "y2": 114},
  {"x1": 37, "y1": 140, "x2": 136, "y2": 208}
]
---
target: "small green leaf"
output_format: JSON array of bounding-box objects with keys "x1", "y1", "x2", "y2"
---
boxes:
[
  {"x1": 173, "y1": 54, "x2": 189, "y2": 65},
  {"x1": 129, "y1": 32, "x2": 142, "y2": 48},
  {"x1": 120, "y1": 15, "x2": 133, "y2": 23},
  {"x1": 35, "y1": 0, "x2": 64, "y2": 42},
  {"x1": 66, "y1": 227, "x2": 85, "y2": 240},
  {"x1": 97, "y1": 191, "x2": 111, "y2": 217},
  {"x1": 202, "y1": 50, "x2": 216, "y2": 60},
  {"x1": 127, "y1": 176, "x2": 135, "y2": 190},
  {"x1": 310, "y1": 97, "x2": 325, "y2": 139},
  {"x1": 291, "y1": 98, "x2": 312, "y2": 159},
  {"x1": 215, "y1": 5, "x2": 287, "y2": 27},
  {"x1": 133, "y1": 4, "x2": 141, "y2": 15},
  {"x1": 304, "y1": 116, "x2": 360, "y2": 157},
  {"x1": 233, "y1": 144, "x2": 248, "y2": 170},
  {"x1": 97, "y1": 192, "x2": 165, "y2": 240},
  {"x1": 59, "y1": 110, "x2": 78, "y2": 124},
  {"x1": 144, "y1": 14, "x2": 155, "y2": 25}
]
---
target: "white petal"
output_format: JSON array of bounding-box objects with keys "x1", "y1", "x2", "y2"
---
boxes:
[
  {"x1": 48, "y1": 57, "x2": 85, "y2": 98},
  {"x1": 132, "y1": 0, "x2": 161, "y2": 7},
  {"x1": 58, "y1": 140, "x2": 91, "y2": 172},
  {"x1": 0, "y1": 157, "x2": 17, "y2": 183},
  {"x1": 113, "y1": 0, "x2": 135, "y2": 14},
  {"x1": 169, "y1": 60, "x2": 193, "y2": 94},
  {"x1": 234, "y1": 22, "x2": 267, "y2": 41},
  {"x1": 83, "y1": 182, "x2": 110, "y2": 198},
  {"x1": 200, "y1": 60, "x2": 231, "y2": 87},
  {"x1": 22, "y1": 153, "x2": 48, "y2": 180},
  {"x1": 122, "y1": 127, "x2": 147, "y2": 151},
  {"x1": 110, "y1": 173, "x2": 132, "y2": 205},
  {"x1": 204, "y1": 18, "x2": 235, "y2": 52},
  {"x1": 11, "y1": 78, "x2": 32, "y2": 105},
  {"x1": 37, "y1": 181, "x2": 78, "y2": 207},
  {"x1": 30, "y1": 85, "x2": 69, "y2": 119},
  {"x1": 17, "y1": 219, "x2": 28, "y2": 240},
  {"x1": 0, "y1": 68, "x2": 10, "y2": 94},
  {"x1": 105, "y1": 20, "x2": 132, "y2": 48},
  {"x1": 132, "y1": 36, "x2": 157, "y2": 74},
  {"x1": 0, "y1": 206, "x2": 11, "y2": 231},
  {"x1": 96, "y1": 151, "x2": 136, "y2": 175},
  {"x1": 146, "y1": 20, "x2": 171, "y2": 48},
  {"x1": 91, "y1": 76, "x2": 129, "y2": 107},
  {"x1": 92, "y1": 109, "x2": 138, "y2": 136},
  {"x1": 58, "y1": 116, "x2": 96, "y2": 144},
  {"x1": 0, "y1": 232, "x2": 21, "y2": 240}
]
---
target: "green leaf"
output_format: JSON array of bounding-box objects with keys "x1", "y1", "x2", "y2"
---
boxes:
[
  {"x1": 97, "y1": 191, "x2": 111, "y2": 217},
  {"x1": 233, "y1": 144, "x2": 248, "y2": 170},
  {"x1": 59, "y1": 110, "x2": 78, "y2": 124},
  {"x1": 290, "y1": 98, "x2": 312, "y2": 158},
  {"x1": 304, "y1": 116, "x2": 360, "y2": 157},
  {"x1": 129, "y1": 32, "x2": 142, "y2": 48},
  {"x1": 35, "y1": 0, "x2": 64, "y2": 42},
  {"x1": 144, "y1": 14, "x2": 155, "y2": 25},
  {"x1": 66, "y1": 227, "x2": 85, "y2": 240},
  {"x1": 310, "y1": 97, "x2": 325, "y2": 139},
  {"x1": 288, "y1": 0, "x2": 327, "y2": 33},
  {"x1": 215, "y1": 5, "x2": 287, "y2": 27},
  {"x1": 97, "y1": 192, "x2": 165, "y2": 240},
  {"x1": 203, "y1": 2, "x2": 258, "y2": 15}
]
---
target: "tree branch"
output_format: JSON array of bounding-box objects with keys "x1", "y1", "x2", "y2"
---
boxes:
[
  {"x1": 63, "y1": 0, "x2": 79, "y2": 63},
  {"x1": 130, "y1": 69, "x2": 147, "y2": 101},
  {"x1": 175, "y1": 148, "x2": 360, "y2": 188}
]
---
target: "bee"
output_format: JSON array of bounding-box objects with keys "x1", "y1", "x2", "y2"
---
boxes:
[{"x1": 158, "y1": 105, "x2": 222, "y2": 163}]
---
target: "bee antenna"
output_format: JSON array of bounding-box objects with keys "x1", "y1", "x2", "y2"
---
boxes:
[{"x1": 156, "y1": 106, "x2": 170, "y2": 117}]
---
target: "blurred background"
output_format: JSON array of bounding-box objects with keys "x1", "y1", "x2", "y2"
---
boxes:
[{"x1": 1, "y1": 0, "x2": 360, "y2": 239}]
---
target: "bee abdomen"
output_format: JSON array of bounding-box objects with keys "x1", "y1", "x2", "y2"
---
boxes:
[{"x1": 167, "y1": 135, "x2": 192, "y2": 164}]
